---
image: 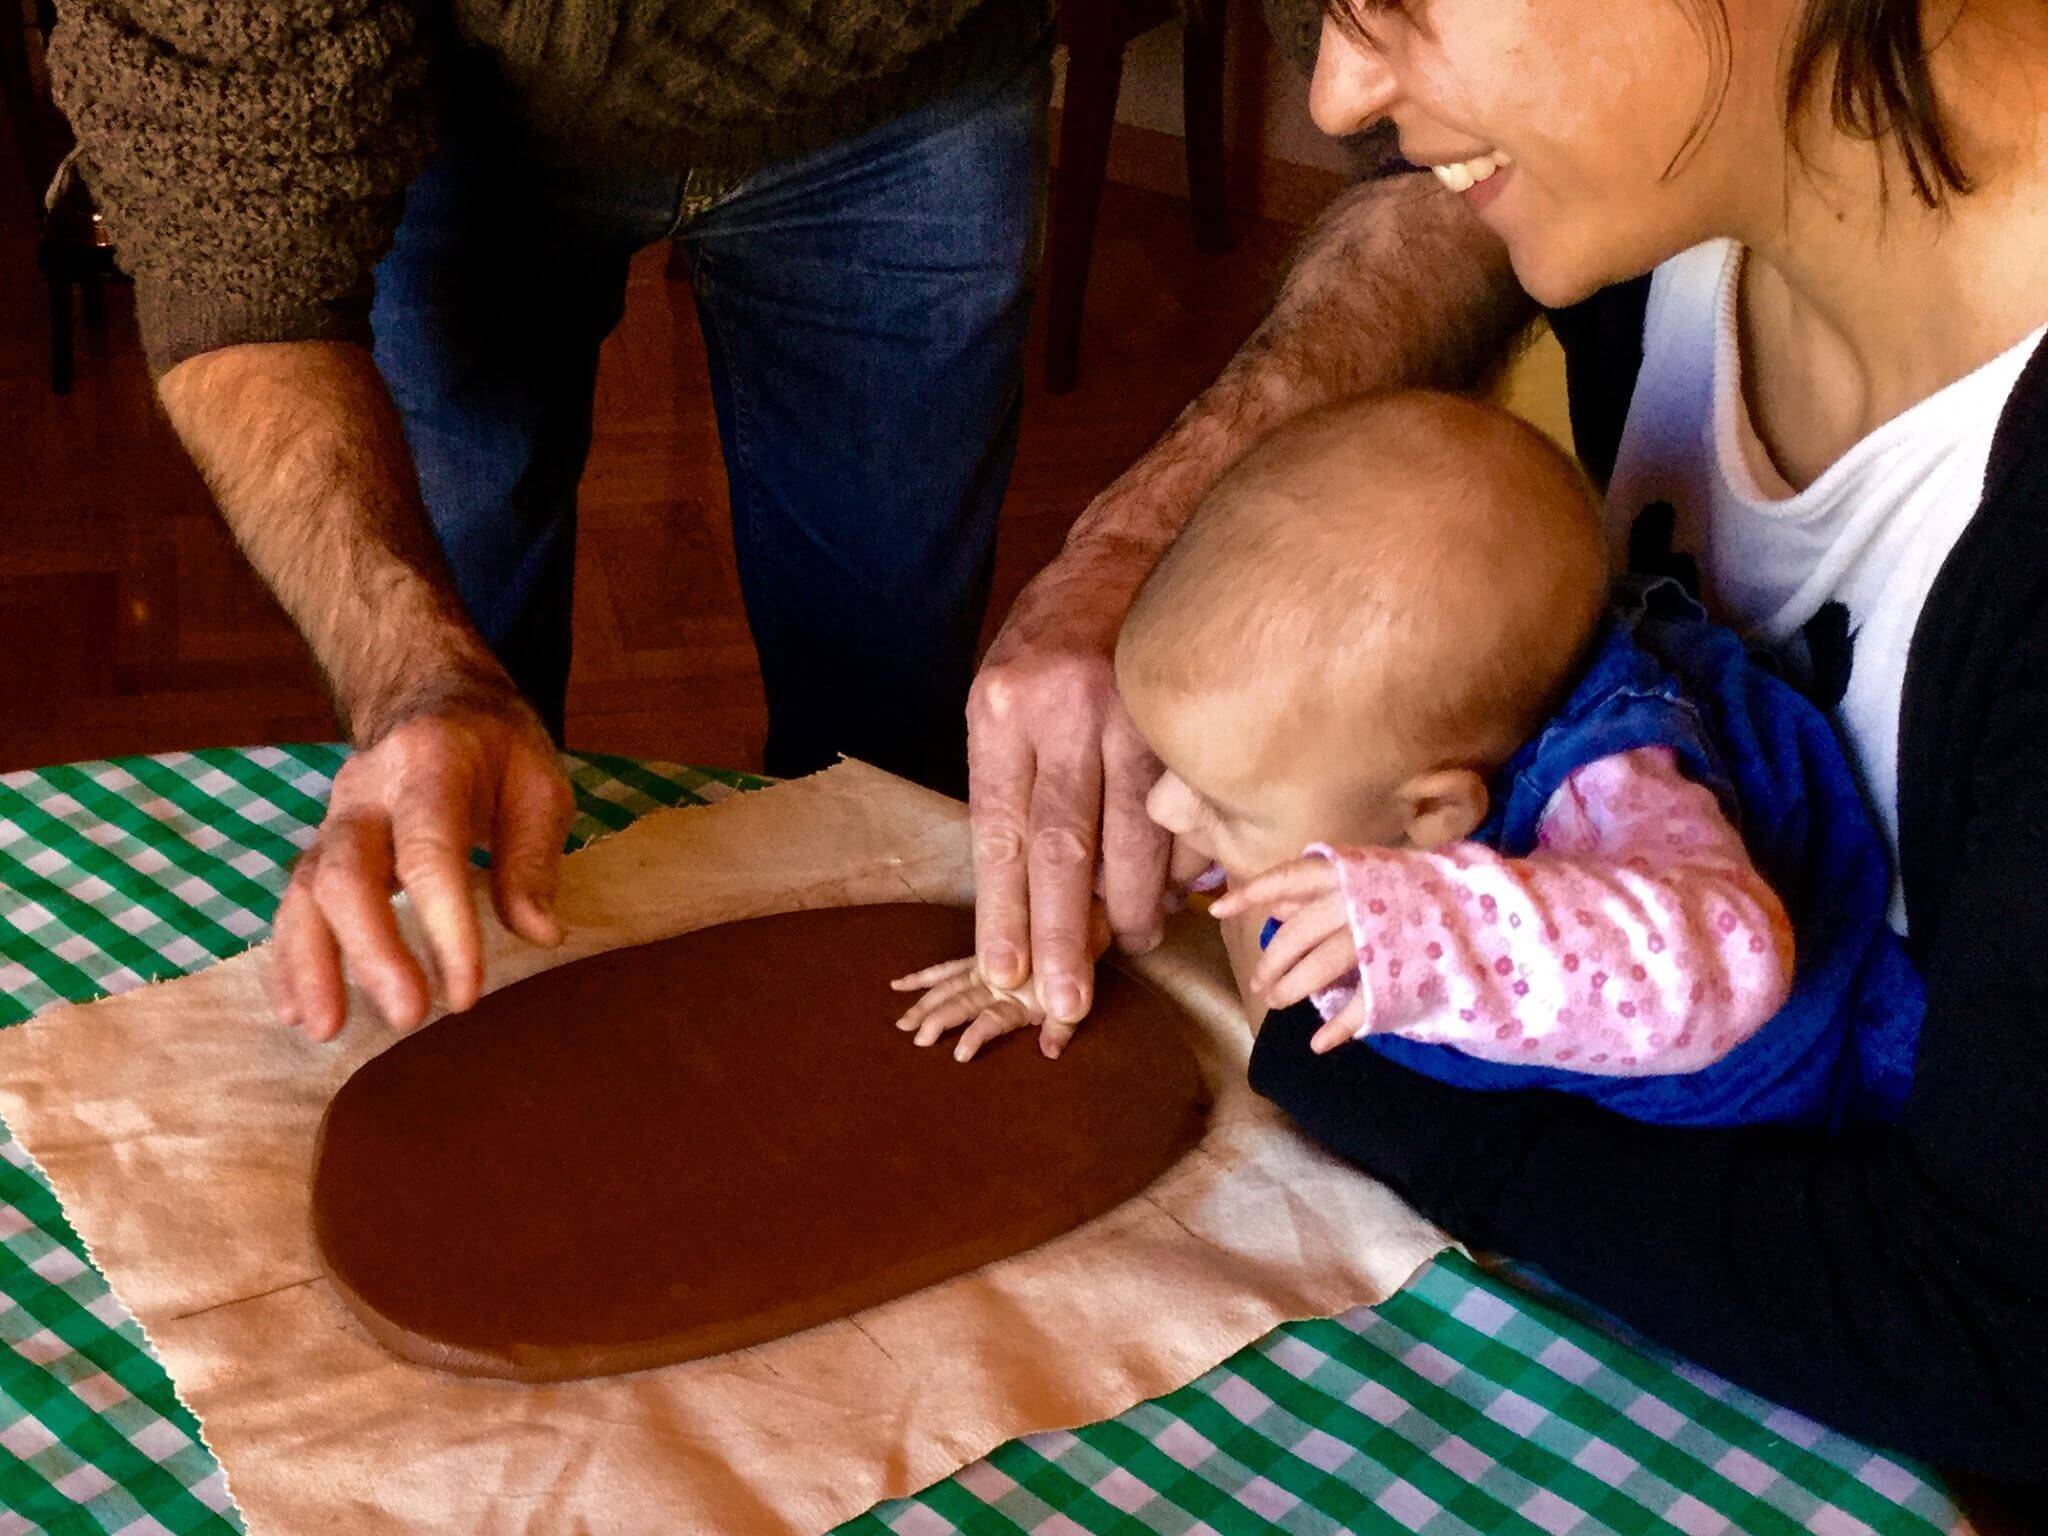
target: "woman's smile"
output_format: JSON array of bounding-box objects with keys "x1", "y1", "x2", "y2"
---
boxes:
[{"x1": 1418, "y1": 146, "x2": 1511, "y2": 198}]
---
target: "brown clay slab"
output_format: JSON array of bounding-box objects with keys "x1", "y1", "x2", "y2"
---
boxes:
[{"x1": 310, "y1": 904, "x2": 1211, "y2": 1382}]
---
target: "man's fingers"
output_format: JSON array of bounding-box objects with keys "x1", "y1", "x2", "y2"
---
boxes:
[
  {"x1": 956, "y1": 1001, "x2": 1030, "y2": 1063},
  {"x1": 891, "y1": 956, "x2": 979, "y2": 991},
  {"x1": 1039, "y1": 1013, "x2": 1078, "y2": 1060},
  {"x1": 390, "y1": 762, "x2": 485, "y2": 1014},
  {"x1": 491, "y1": 748, "x2": 573, "y2": 948},
  {"x1": 1099, "y1": 704, "x2": 1169, "y2": 953},
  {"x1": 968, "y1": 678, "x2": 1037, "y2": 990},
  {"x1": 309, "y1": 815, "x2": 429, "y2": 1031},
  {"x1": 1025, "y1": 736, "x2": 1104, "y2": 1026},
  {"x1": 270, "y1": 876, "x2": 347, "y2": 1040},
  {"x1": 1268, "y1": 930, "x2": 1361, "y2": 1008}
]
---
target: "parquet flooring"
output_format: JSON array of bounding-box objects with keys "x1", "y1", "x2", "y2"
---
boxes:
[{"x1": 0, "y1": 140, "x2": 1304, "y2": 774}]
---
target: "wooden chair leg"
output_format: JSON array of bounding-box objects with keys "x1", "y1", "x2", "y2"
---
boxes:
[
  {"x1": 47, "y1": 271, "x2": 73, "y2": 396},
  {"x1": 1, "y1": 9, "x2": 52, "y2": 224},
  {"x1": 1183, "y1": 0, "x2": 1231, "y2": 254},
  {"x1": 1044, "y1": 22, "x2": 1126, "y2": 395}
]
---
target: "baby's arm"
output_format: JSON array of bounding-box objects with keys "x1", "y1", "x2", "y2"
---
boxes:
[{"x1": 1229, "y1": 747, "x2": 1794, "y2": 1074}]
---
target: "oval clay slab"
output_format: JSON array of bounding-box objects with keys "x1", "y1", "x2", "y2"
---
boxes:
[{"x1": 311, "y1": 903, "x2": 1210, "y2": 1382}]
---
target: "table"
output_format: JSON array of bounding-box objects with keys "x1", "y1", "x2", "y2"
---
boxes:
[{"x1": 0, "y1": 747, "x2": 1966, "y2": 1535}]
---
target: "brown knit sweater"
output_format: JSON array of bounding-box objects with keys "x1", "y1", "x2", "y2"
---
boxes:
[{"x1": 50, "y1": 0, "x2": 1049, "y2": 372}]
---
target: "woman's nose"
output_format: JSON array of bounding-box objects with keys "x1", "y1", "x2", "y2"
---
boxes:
[
  {"x1": 1308, "y1": 13, "x2": 1401, "y2": 138},
  {"x1": 1146, "y1": 773, "x2": 1194, "y2": 834}
]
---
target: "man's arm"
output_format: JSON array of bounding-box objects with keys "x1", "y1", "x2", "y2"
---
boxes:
[
  {"x1": 162, "y1": 345, "x2": 495, "y2": 741},
  {"x1": 54, "y1": 2, "x2": 568, "y2": 1038},
  {"x1": 968, "y1": 171, "x2": 1534, "y2": 1048},
  {"x1": 159, "y1": 345, "x2": 573, "y2": 1040}
]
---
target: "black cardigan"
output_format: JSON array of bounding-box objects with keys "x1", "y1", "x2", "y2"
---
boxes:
[{"x1": 1249, "y1": 278, "x2": 2048, "y2": 1482}]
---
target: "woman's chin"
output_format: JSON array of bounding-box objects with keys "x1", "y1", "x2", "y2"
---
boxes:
[{"x1": 1506, "y1": 244, "x2": 1612, "y2": 311}]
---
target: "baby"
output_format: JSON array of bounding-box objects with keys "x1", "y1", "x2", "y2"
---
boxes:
[{"x1": 896, "y1": 392, "x2": 1920, "y2": 1129}]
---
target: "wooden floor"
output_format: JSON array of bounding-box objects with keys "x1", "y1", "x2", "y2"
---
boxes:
[{"x1": 0, "y1": 162, "x2": 1303, "y2": 774}]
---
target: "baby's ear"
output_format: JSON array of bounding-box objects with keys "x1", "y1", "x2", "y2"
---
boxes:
[{"x1": 1398, "y1": 769, "x2": 1490, "y2": 850}]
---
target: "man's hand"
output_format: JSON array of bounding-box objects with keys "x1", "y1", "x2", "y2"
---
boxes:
[
  {"x1": 892, "y1": 901, "x2": 1115, "y2": 1062},
  {"x1": 966, "y1": 169, "x2": 1526, "y2": 1064},
  {"x1": 157, "y1": 344, "x2": 579, "y2": 1040},
  {"x1": 968, "y1": 572, "x2": 1170, "y2": 1055},
  {"x1": 268, "y1": 690, "x2": 574, "y2": 1041}
]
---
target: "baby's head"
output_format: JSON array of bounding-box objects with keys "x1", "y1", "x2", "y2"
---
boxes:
[{"x1": 1115, "y1": 391, "x2": 1606, "y2": 881}]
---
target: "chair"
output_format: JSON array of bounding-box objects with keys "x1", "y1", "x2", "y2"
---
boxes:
[
  {"x1": 2, "y1": 0, "x2": 122, "y2": 395},
  {"x1": 1045, "y1": 0, "x2": 1229, "y2": 394}
]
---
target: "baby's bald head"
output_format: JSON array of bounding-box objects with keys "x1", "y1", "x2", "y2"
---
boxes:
[{"x1": 1117, "y1": 393, "x2": 1605, "y2": 862}]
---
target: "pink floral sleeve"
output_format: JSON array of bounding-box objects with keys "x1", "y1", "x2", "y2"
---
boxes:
[{"x1": 1308, "y1": 746, "x2": 1794, "y2": 1075}]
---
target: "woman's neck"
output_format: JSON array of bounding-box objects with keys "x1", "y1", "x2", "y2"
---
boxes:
[{"x1": 1732, "y1": 3, "x2": 2048, "y2": 488}]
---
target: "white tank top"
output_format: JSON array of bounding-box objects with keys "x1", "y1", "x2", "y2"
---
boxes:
[{"x1": 1603, "y1": 239, "x2": 2046, "y2": 932}]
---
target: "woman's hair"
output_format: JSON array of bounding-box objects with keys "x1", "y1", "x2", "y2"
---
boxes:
[
  {"x1": 1783, "y1": 0, "x2": 1970, "y2": 205},
  {"x1": 1324, "y1": 0, "x2": 1971, "y2": 208}
]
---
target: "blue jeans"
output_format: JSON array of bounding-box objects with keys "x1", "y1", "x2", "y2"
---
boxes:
[{"x1": 371, "y1": 49, "x2": 1050, "y2": 793}]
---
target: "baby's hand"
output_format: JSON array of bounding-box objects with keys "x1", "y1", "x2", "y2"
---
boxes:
[
  {"x1": 1211, "y1": 857, "x2": 1367, "y2": 1052},
  {"x1": 890, "y1": 955, "x2": 1083, "y2": 1063}
]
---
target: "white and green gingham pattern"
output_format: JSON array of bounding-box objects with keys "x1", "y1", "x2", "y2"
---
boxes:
[{"x1": 0, "y1": 747, "x2": 1971, "y2": 1535}]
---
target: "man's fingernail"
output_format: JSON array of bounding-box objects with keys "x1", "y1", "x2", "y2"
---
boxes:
[
  {"x1": 1118, "y1": 929, "x2": 1163, "y2": 956},
  {"x1": 987, "y1": 944, "x2": 1021, "y2": 983},
  {"x1": 1048, "y1": 981, "x2": 1084, "y2": 1021}
]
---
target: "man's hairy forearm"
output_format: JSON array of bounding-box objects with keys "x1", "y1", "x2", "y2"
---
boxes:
[
  {"x1": 1065, "y1": 174, "x2": 1532, "y2": 570},
  {"x1": 158, "y1": 342, "x2": 511, "y2": 743}
]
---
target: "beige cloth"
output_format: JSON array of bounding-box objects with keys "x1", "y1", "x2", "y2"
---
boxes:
[{"x1": 0, "y1": 762, "x2": 1448, "y2": 1535}]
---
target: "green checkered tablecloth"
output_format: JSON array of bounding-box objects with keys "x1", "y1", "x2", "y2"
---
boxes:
[{"x1": 0, "y1": 747, "x2": 1968, "y2": 1535}]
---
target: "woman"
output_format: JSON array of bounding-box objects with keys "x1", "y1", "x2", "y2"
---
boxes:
[{"x1": 1245, "y1": 0, "x2": 2048, "y2": 1483}]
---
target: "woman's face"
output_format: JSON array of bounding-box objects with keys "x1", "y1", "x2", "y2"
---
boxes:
[{"x1": 1310, "y1": 0, "x2": 1787, "y2": 305}]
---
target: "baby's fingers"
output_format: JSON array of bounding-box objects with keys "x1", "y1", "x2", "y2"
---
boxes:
[
  {"x1": 891, "y1": 956, "x2": 980, "y2": 991},
  {"x1": 1253, "y1": 893, "x2": 1351, "y2": 994},
  {"x1": 913, "y1": 990, "x2": 992, "y2": 1047},
  {"x1": 894, "y1": 973, "x2": 981, "y2": 1033},
  {"x1": 1210, "y1": 856, "x2": 1340, "y2": 919},
  {"x1": 953, "y1": 999, "x2": 1033, "y2": 1063},
  {"x1": 1266, "y1": 929, "x2": 1361, "y2": 1008},
  {"x1": 1311, "y1": 992, "x2": 1370, "y2": 1054}
]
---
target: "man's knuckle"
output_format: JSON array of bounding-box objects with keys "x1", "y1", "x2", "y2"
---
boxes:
[
  {"x1": 308, "y1": 856, "x2": 359, "y2": 906},
  {"x1": 972, "y1": 653, "x2": 1113, "y2": 727},
  {"x1": 394, "y1": 846, "x2": 461, "y2": 889},
  {"x1": 968, "y1": 671, "x2": 1018, "y2": 723},
  {"x1": 1030, "y1": 824, "x2": 1092, "y2": 869},
  {"x1": 975, "y1": 822, "x2": 1028, "y2": 865}
]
